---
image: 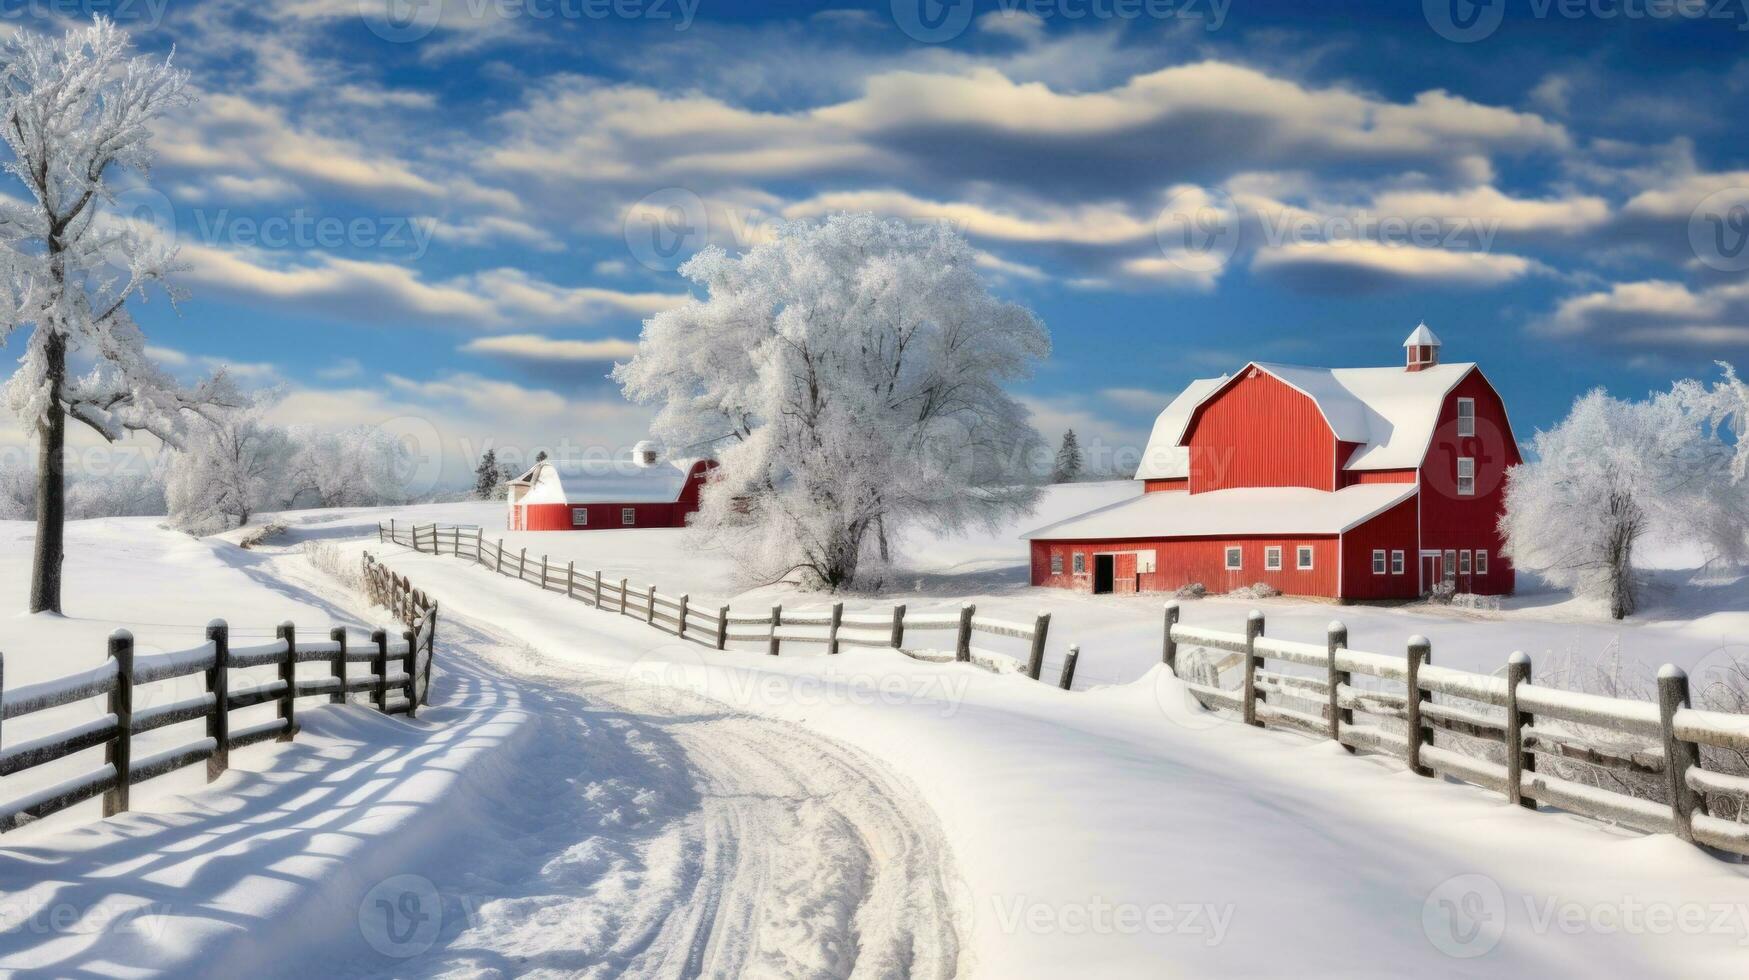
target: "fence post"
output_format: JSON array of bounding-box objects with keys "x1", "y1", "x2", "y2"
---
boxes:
[
  {"x1": 495, "y1": 539, "x2": 504, "y2": 574},
  {"x1": 402, "y1": 629, "x2": 418, "y2": 717},
  {"x1": 1162, "y1": 603, "x2": 1180, "y2": 675},
  {"x1": 1059, "y1": 645, "x2": 1080, "y2": 691},
  {"x1": 593, "y1": 571, "x2": 603, "y2": 608},
  {"x1": 540, "y1": 554, "x2": 548, "y2": 591},
  {"x1": 102, "y1": 630, "x2": 134, "y2": 817},
  {"x1": 647, "y1": 585, "x2": 658, "y2": 626},
  {"x1": 519, "y1": 548, "x2": 527, "y2": 583},
  {"x1": 420, "y1": 608, "x2": 438, "y2": 706},
  {"x1": 619, "y1": 578, "x2": 628, "y2": 615},
  {"x1": 1326, "y1": 621, "x2": 1349, "y2": 749},
  {"x1": 1242, "y1": 611, "x2": 1264, "y2": 728},
  {"x1": 890, "y1": 604, "x2": 906, "y2": 650},
  {"x1": 679, "y1": 594, "x2": 690, "y2": 639},
  {"x1": 1658, "y1": 665, "x2": 1702, "y2": 844},
  {"x1": 371, "y1": 628, "x2": 389, "y2": 711},
  {"x1": 206, "y1": 620, "x2": 230, "y2": 782},
  {"x1": 768, "y1": 605, "x2": 782, "y2": 656},
  {"x1": 329, "y1": 627, "x2": 348, "y2": 705},
  {"x1": 275, "y1": 622, "x2": 297, "y2": 741},
  {"x1": 827, "y1": 602, "x2": 844, "y2": 655},
  {"x1": 1505, "y1": 651, "x2": 1534, "y2": 808},
  {"x1": 389, "y1": 518, "x2": 395, "y2": 544},
  {"x1": 1405, "y1": 636, "x2": 1432, "y2": 777},
  {"x1": 955, "y1": 603, "x2": 974, "y2": 663},
  {"x1": 716, "y1": 605, "x2": 730, "y2": 650},
  {"x1": 1027, "y1": 612, "x2": 1051, "y2": 681},
  {"x1": 567, "y1": 561, "x2": 576, "y2": 599},
  {"x1": 476, "y1": 528, "x2": 484, "y2": 563}
]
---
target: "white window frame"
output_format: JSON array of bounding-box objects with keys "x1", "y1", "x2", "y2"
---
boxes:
[
  {"x1": 1372, "y1": 550, "x2": 1386, "y2": 575},
  {"x1": 1459, "y1": 550, "x2": 1472, "y2": 574},
  {"x1": 621, "y1": 507, "x2": 636, "y2": 526},
  {"x1": 1391, "y1": 550, "x2": 1405, "y2": 575},
  {"x1": 571, "y1": 507, "x2": 588, "y2": 526},
  {"x1": 1265, "y1": 546, "x2": 1282, "y2": 571},
  {"x1": 1296, "y1": 546, "x2": 1314, "y2": 570},
  {"x1": 1457, "y1": 397, "x2": 1476, "y2": 437},
  {"x1": 1475, "y1": 550, "x2": 1488, "y2": 575},
  {"x1": 1225, "y1": 547, "x2": 1243, "y2": 571},
  {"x1": 1050, "y1": 553, "x2": 1063, "y2": 575},
  {"x1": 1444, "y1": 549, "x2": 1457, "y2": 582},
  {"x1": 1456, "y1": 457, "x2": 1475, "y2": 496},
  {"x1": 1072, "y1": 553, "x2": 1085, "y2": 574}
]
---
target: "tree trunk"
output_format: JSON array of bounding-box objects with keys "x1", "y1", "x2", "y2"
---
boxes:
[
  {"x1": 876, "y1": 513, "x2": 890, "y2": 563},
  {"x1": 30, "y1": 332, "x2": 66, "y2": 614}
]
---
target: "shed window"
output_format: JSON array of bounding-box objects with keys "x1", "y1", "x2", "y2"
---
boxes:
[
  {"x1": 1225, "y1": 547, "x2": 1242, "y2": 570},
  {"x1": 1265, "y1": 546, "x2": 1282, "y2": 570},
  {"x1": 1050, "y1": 554, "x2": 1063, "y2": 575},
  {"x1": 622, "y1": 507, "x2": 636, "y2": 526},
  {"x1": 1475, "y1": 550, "x2": 1488, "y2": 575},
  {"x1": 571, "y1": 508, "x2": 588, "y2": 526},
  {"x1": 1457, "y1": 398, "x2": 1476, "y2": 437},
  {"x1": 1459, "y1": 550, "x2": 1472, "y2": 574},
  {"x1": 1444, "y1": 550, "x2": 1457, "y2": 582},
  {"x1": 1372, "y1": 550, "x2": 1386, "y2": 575},
  {"x1": 1456, "y1": 457, "x2": 1475, "y2": 496},
  {"x1": 1073, "y1": 553, "x2": 1085, "y2": 574},
  {"x1": 1391, "y1": 550, "x2": 1405, "y2": 575},
  {"x1": 1297, "y1": 546, "x2": 1314, "y2": 570}
]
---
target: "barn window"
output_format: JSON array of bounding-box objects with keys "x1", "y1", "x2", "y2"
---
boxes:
[
  {"x1": 1372, "y1": 550, "x2": 1386, "y2": 575},
  {"x1": 1459, "y1": 550, "x2": 1472, "y2": 574},
  {"x1": 1050, "y1": 554, "x2": 1063, "y2": 575},
  {"x1": 1225, "y1": 547, "x2": 1242, "y2": 570},
  {"x1": 1456, "y1": 457, "x2": 1475, "y2": 496},
  {"x1": 1457, "y1": 398, "x2": 1476, "y2": 437},
  {"x1": 1475, "y1": 550, "x2": 1488, "y2": 575},
  {"x1": 622, "y1": 507, "x2": 636, "y2": 526},
  {"x1": 1073, "y1": 553, "x2": 1085, "y2": 574},
  {"x1": 1444, "y1": 550, "x2": 1457, "y2": 582},
  {"x1": 1265, "y1": 547, "x2": 1282, "y2": 570},
  {"x1": 571, "y1": 508, "x2": 588, "y2": 526},
  {"x1": 1391, "y1": 550, "x2": 1405, "y2": 575},
  {"x1": 1297, "y1": 546, "x2": 1314, "y2": 570}
]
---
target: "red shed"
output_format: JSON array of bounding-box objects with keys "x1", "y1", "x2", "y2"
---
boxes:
[
  {"x1": 1026, "y1": 325, "x2": 1520, "y2": 601},
  {"x1": 505, "y1": 441, "x2": 716, "y2": 531}
]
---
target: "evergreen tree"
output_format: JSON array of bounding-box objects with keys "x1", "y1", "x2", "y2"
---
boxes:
[
  {"x1": 473, "y1": 450, "x2": 500, "y2": 500},
  {"x1": 1052, "y1": 430, "x2": 1084, "y2": 483}
]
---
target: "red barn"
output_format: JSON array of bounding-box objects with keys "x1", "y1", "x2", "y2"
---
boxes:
[
  {"x1": 505, "y1": 441, "x2": 716, "y2": 531},
  {"x1": 1026, "y1": 325, "x2": 1520, "y2": 601}
]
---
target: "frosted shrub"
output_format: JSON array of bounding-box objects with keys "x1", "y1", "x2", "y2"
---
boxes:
[
  {"x1": 303, "y1": 540, "x2": 363, "y2": 592},
  {"x1": 1173, "y1": 582, "x2": 1207, "y2": 599}
]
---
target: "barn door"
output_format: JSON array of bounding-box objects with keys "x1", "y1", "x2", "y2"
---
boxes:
[
  {"x1": 1420, "y1": 553, "x2": 1441, "y2": 595},
  {"x1": 1092, "y1": 554, "x2": 1115, "y2": 595},
  {"x1": 1113, "y1": 553, "x2": 1138, "y2": 593}
]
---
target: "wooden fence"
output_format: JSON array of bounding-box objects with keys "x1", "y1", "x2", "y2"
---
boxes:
[
  {"x1": 378, "y1": 521, "x2": 1075, "y2": 685},
  {"x1": 1163, "y1": 603, "x2": 1749, "y2": 859},
  {"x1": 0, "y1": 552, "x2": 437, "y2": 832}
]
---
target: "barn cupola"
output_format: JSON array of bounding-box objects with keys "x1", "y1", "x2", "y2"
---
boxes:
[
  {"x1": 632, "y1": 439, "x2": 662, "y2": 467},
  {"x1": 1403, "y1": 321, "x2": 1441, "y2": 372}
]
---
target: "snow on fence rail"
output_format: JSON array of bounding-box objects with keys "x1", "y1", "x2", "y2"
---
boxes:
[
  {"x1": 379, "y1": 521, "x2": 1077, "y2": 686},
  {"x1": 1162, "y1": 603, "x2": 1749, "y2": 860},
  {"x1": 0, "y1": 554, "x2": 438, "y2": 833}
]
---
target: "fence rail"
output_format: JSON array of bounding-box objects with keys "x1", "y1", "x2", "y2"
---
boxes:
[
  {"x1": 379, "y1": 521, "x2": 1071, "y2": 684},
  {"x1": 0, "y1": 552, "x2": 437, "y2": 833},
  {"x1": 1163, "y1": 604, "x2": 1749, "y2": 860}
]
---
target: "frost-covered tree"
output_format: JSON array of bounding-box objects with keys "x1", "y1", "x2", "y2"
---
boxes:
[
  {"x1": 284, "y1": 426, "x2": 409, "y2": 509},
  {"x1": 0, "y1": 19, "x2": 236, "y2": 611},
  {"x1": 0, "y1": 459, "x2": 32, "y2": 519},
  {"x1": 1502, "y1": 370, "x2": 1749, "y2": 619},
  {"x1": 615, "y1": 213, "x2": 1049, "y2": 589},
  {"x1": 165, "y1": 407, "x2": 290, "y2": 535},
  {"x1": 473, "y1": 449, "x2": 499, "y2": 500},
  {"x1": 1052, "y1": 429, "x2": 1084, "y2": 483}
]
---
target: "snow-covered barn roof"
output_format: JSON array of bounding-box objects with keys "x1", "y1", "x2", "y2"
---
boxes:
[
  {"x1": 1133, "y1": 361, "x2": 1482, "y2": 475},
  {"x1": 1022, "y1": 484, "x2": 1417, "y2": 541},
  {"x1": 510, "y1": 458, "x2": 696, "y2": 505}
]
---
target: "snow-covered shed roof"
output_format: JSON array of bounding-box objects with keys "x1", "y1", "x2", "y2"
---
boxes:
[
  {"x1": 1133, "y1": 376, "x2": 1229, "y2": 480},
  {"x1": 1022, "y1": 484, "x2": 1417, "y2": 541},
  {"x1": 1133, "y1": 361, "x2": 1481, "y2": 474},
  {"x1": 510, "y1": 458, "x2": 695, "y2": 505}
]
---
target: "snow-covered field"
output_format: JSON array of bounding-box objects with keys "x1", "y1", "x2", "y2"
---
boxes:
[{"x1": 3, "y1": 485, "x2": 1748, "y2": 977}]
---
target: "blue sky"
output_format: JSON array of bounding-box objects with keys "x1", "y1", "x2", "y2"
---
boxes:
[{"x1": 5, "y1": 0, "x2": 1749, "y2": 485}]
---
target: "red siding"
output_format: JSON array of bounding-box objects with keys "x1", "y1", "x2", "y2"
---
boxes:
[
  {"x1": 1343, "y1": 468, "x2": 1418, "y2": 487},
  {"x1": 1143, "y1": 478, "x2": 1188, "y2": 493},
  {"x1": 1339, "y1": 494, "x2": 1421, "y2": 600},
  {"x1": 1031, "y1": 536, "x2": 1340, "y2": 597},
  {"x1": 1417, "y1": 370, "x2": 1519, "y2": 596},
  {"x1": 1184, "y1": 368, "x2": 1338, "y2": 492},
  {"x1": 511, "y1": 460, "x2": 716, "y2": 531}
]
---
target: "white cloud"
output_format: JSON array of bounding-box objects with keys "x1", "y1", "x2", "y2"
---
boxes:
[
  {"x1": 461, "y1": 334, "x2": 640, "y2": 361},
  {"x1": 1251, "y1": 241, "x2": 1539, "y2": 288},
  {"x1": 1537, "y1": 278, "x2": 1749, "y2": 346}
]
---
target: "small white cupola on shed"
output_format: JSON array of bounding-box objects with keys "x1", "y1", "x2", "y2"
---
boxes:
[
  {"x1": 1403, "y1": 321, "x2": 1442, "y2": 372},
  {"x1": 632, "y1": 439, "x2": 662, "y2": 467}
]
